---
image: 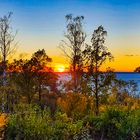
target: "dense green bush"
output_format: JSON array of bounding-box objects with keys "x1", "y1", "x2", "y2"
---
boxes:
[
  {"x1": 86, "y1": 108, "x2": 140, "y2": 140},
  {"x1": 87, "y1": 107, "x2": 126, "y2": 140},
  {"x1": 120, "y1": 110, "x2": 140, "y2": 140},
  {"x1": 5, "y1": 104, "x2": 140, "y2": 140},
  {"x1": 6, "y1": 104, "x2": 53, "y2": 140},
  {"x1": 6, "y1": 104, "x2": 90, "y2": 140}
]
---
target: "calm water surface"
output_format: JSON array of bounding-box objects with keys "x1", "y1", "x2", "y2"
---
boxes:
[
  {"x1": 58, "y1": 72, "x2": 140, "y2": 91},
  {"x1": 116, "y1": 72, "x2": 140, "y2": 82}
]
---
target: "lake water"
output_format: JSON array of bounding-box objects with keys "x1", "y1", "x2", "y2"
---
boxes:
[
  {"x1": 58, "y1": 72, "x2": 140, "y2": 92},
  {"x1": 116, "y1": 72, "x2": 140, "y2": 82}
]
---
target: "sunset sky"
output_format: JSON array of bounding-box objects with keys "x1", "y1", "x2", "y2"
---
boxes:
[{"x1": 0, "y1": 0, "x2": 140, "y2": 71}]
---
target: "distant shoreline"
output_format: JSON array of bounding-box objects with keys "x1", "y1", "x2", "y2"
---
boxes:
[
  {"x1": 115, "y1": 72, "x2": 139, "y2": 74},
  {"x1": 55, "y1": 72, "x2": 139, "y2": 74}
]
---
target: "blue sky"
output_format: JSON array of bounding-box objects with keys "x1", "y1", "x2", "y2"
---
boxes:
[{"x1": 0, "y1": 0, "x2": 140, "y2": 71}]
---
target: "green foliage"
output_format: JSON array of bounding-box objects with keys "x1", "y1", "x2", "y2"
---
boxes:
[
  {"x1": 6, "y1": 104, "x2": 90, "y2": 140},
  {"x1": 100, "y1": 107, "x2": 125, "y2": 140},
  {"x1": 120, "y1": 110, "x2": 140, "y2": 140},
  {"x1": 6, "y1": 104, "x2": 53, "y2": 140},
  {"x1": 57, "y1": 93, "x2": 93, "y2": 120},
  {"x1": 5, "y1": 104, "x2": 140, "y2": 140},
  {"x1": 87, "y1": 107, "x2": 126, "y2": 140},
  {"x1": 85, "y1": 107, "x2": 140, "y2": 140}
]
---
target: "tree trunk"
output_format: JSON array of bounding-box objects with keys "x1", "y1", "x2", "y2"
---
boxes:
[
  {"x1": 2, "y1": 58, "x2": 7, "y2": 112},
  {"x1": 28, "y1": 96, "x2": 31, "y2": 104},
  {"x1": 95, "y1": 78, "x2": 99, "y2": 115},
  {"x1": 27, "y1": 92, "x2": 31, "y2": 104},
  {"x1": 73, "y1": 58, "x2": 77, "y2": 93},
  {"x1": 95, "y1": 94, "x2": 99, "y2": 115},
  {"x1": 95, "y1": 62, "x2": 99, "y2": 115},
  {"x1": 38, "y1": 84, "x2": 41, "y2": 102},
  {"x1": 6, "y1": 92, "x2": 9, "y2": 113}
]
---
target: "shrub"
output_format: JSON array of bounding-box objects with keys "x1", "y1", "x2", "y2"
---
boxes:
[
  {"x1": 6, "y1": 104, "x2": 53, "y2": 140},
  {"x1": 6, "y1": 103, "x2": 140, "y2": 140},
  {"x1": 88, "y1": 107, "x2": 126, "y2": 140},
  {"x1": 101, "y1": 107, "x2": 126, "y2": 140},
  {"x1": 6, "y1": 104, "x2": 90, "y2": 140},
  {"x1": 57, "y1": 93, "x2": 93, "y2": 120},
  {"x1": 120, "y1": 110, "x2": 140, "y2": 140}
]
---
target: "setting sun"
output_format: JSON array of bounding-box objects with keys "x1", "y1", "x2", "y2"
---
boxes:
[{"x1": 54, "y1": 64, "x2": 65, "y2": 72}]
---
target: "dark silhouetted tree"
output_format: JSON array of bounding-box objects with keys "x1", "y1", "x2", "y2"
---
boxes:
[
  {"x1": 135, "y1": 67, "x2": 140, "y2": 73},
  {"x1": 0, "y1": 12, "x2": 17, "y2": 112},
  {"x1": 60, "y1": 14, "x2": 86, "y2": 92},
  {"x1": 10, "y1": 49, "x2": 57, "y2": 105},
  {"x1": 10, "y1": 59, "x2": 36, "y2": 104},
  {"x1": 83, "y1": 26, "x2": 113, "y2": 115},
  {"x1": 31, "y1": 49, "x2": 57, "y2": 103},
  {"x1": 0, "y1": 12, "x2": 16, "y2": 81}
]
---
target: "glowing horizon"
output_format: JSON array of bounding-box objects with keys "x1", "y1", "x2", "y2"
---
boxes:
[{"x1": 1, "y1": 0, "x2": 140, "y2": 72}]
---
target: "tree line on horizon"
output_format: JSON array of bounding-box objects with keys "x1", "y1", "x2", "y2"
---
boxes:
[{"x1": 0, "y1": 12, "x2": 139, "y2": 139}]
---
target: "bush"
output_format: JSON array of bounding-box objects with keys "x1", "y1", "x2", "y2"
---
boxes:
[
  {"x1": 57, "y1": 93, "x2": 93, "y2": 120},
  {"x1": 120, "y1": 110, "x2": 140, "y2": 140},
  {"x1": 6, "y1": 104, "x2": 53, "y2": 140},
  {"x1": 101, "y1": 107, "x2": 126, "y2": 140},
  {"x1": 88, "y1": 107, "x2": 126, "y2": 140},
  {"x1": 6, "y1": 103, "x2": 140, "y2": 140},
  {"x1": 6, "y1": 104, "x2": 90, "y2": 140}
]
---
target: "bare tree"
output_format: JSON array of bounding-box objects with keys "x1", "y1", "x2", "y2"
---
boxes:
[
  {"x1": 0, "y1": 12, "x2": 16, "y2": 73},
  {"x1": 0, "y1": 12, "x2": 17, "y2": 112},
  {"x1": 83, "y1": 26, "x2": 113, "y2": 115},
  {"x1": 60, "y1": 14, "x2": 86, "y2": 92}
]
